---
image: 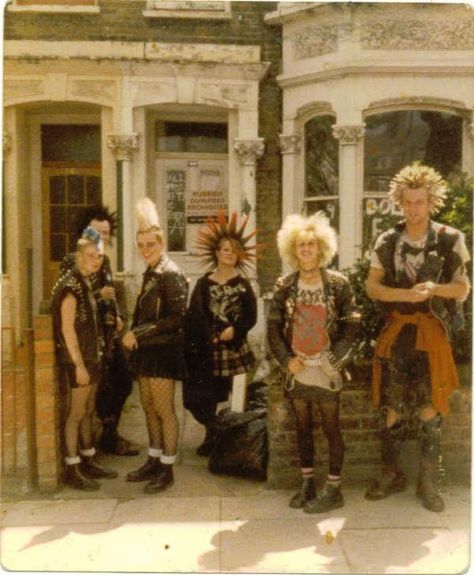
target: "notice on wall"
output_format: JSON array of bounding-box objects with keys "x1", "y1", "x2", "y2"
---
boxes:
[{"x1": 186, "y1": 169, "x2": 228, "y2": 223}]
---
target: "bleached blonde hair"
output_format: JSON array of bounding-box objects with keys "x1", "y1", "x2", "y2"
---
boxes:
[
  {"x1": 277, "y1": 212, "x2": 337, "y2": 269},
  {"x1": 135, "y1": 198, "x2": 164, "y2": 242},
  {"x1": 388, "y1": 162, "x2": 447, "y2": 215}
]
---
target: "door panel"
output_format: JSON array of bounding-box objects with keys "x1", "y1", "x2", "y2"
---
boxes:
[{"x1": 42, "y1": 166, "x2": 101, "y2": 296}]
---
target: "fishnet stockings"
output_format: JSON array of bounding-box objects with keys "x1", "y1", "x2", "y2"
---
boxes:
[
  {"x1": 290, "y1": 396, "x2": 345, "y2": 475},
  {"x1": 64, "y1": 384, "x2": 97, "y2": 457},
  {"x1": 139, "y1": 377, "x2": 178, "y2": 456}
]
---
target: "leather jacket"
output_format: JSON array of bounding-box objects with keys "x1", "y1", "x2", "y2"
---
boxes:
[
  {"x1": 132, "y1": 254, "x2": 188, "y2": 347},
  {"x1": 267, "y1": 268, "x2": 362, "y2": 371}
]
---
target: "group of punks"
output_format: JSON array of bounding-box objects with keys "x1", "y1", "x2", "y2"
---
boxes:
[{"x1": 52, "y1": 162, "x2": 470, "y2": 515}]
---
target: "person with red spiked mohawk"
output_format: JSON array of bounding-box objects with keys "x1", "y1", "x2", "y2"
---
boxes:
[{"x1": 183, "y1": 212, "x2": 258, "y2": 456}]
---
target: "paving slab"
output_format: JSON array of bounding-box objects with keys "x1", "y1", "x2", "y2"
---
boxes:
[{"x1": 339, "y1": 528, "x2": 470, "y2": 574}]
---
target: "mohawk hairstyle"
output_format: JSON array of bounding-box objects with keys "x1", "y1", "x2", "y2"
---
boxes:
[
  {"x1": 388, "y1": 162, "x2": 448, "y2": 215},
  {"x1": 74, "y1": 205, "x2": 118, "y2": 241},
  {"x1": 195, "y1": 211, "x2": 259, "y2": 273},
  {"x1": 136, "y1": 197, "x2": 161, "y2": 233}
]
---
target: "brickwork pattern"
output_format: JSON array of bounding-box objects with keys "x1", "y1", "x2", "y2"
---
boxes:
[{"x1": 267, "y1": 365, "x2": 472, "y2": 489}]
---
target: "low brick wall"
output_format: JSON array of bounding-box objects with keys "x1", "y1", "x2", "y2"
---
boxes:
[{"x1": 267, "y1": 364, "x2": 471, "y2": 489}]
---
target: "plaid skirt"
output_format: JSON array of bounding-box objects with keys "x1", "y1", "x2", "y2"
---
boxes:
[{"x1": 212, "y1": 340, "x2": 255, "y2": 378}]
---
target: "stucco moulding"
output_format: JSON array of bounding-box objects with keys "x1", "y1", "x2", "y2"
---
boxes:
[
  {"x1": 70, "y1": 80, "x2": 116, "y2": 103},
  {"x1": 131, "y1": 82, "x2": 176, "y2": 107},
  {"x1": 332, "y1": 125, "x2": 365, "y2": 145},
  {"x1": 4, "y1": 79, "x2": 45, "y2": 102},
  {"x1": 361, "y1": 20, "x2": 474, "y2": 51},
  {"x1": 292, "y1": 24, "x2": 338, "y2": 60},
  {"x1": 367, "y1": 96, "x2": 470, "y2": 116},
  {"x1": 200, "y1": 83, "x2": 249, "y2": 108},
  {"x1": 233, "y1": 139, "x2": 265, "y2": 164},
  {"x1": 144, "y1": 42, "x2": 260, "y2": 65},
  {"x1": 279, "y1": 134, "x2": 302, "y2": 154},
  {"x1": 106, "y1": 134, "x2": 139, "y2": 160}
]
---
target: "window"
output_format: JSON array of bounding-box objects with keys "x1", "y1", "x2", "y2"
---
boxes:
[
  {"x1": 156, "y1": 122, "x2": 228, "y2": 154},
  {"x1": 304, "y1": 115, "x2": 339, "y2": 228},
  {"x1": 41, "y1": 124, "x2": 101, "y2": 163},
  {"x1": 363, "y1": 110, "x2": 463, "y2": 250},
  {"x1": 143, "y1": 1, "x2": 231, "y2": 19},
  {"x1": 9, "y1": 0, "x2": 99, "y2": 12}
]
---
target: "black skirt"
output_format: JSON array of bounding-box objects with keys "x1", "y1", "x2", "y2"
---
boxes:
[{"x1": 136, "y1": 344, "x2": 187, "y2": 380}]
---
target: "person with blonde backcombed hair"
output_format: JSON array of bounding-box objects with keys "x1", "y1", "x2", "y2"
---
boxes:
[
  {"x1": 365, "y1": 163, "x2": 470, "y2": 513},
  {"x1": 267, "y1": 211, "x2": 361, "y2": 513},
  {"x1": 122, "y1": 198, "x2": 188, "y2": 494}
]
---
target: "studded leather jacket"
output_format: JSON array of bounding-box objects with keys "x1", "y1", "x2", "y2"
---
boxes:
[
  {"x1": 131, "y1": 254, "x2": 188, "y2": 347},
  {"x1": 51, "y1": 267, "x2": 103, "y2": 366},
  {"x1": 267, "y1": 268, "x2": 362, "y2": 371}
]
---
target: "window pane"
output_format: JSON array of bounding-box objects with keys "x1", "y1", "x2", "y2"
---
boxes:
[
  {"x1": 166, "y1": 170, "x2": 186, "y2": 251},
  {"x1": 50, "y1": 175, "x2": 66, "y2": 203},
  {"x1": 50, "y1": 206, "x2": 66, "y2": 233},
  {"x1": 50, "y1": 233, "x2": 67, "y2": 261},
  {"x1": 156, "y1": 122, "x2": 228, "y2": 154},
  {"x1": 67, "y1": 175, "x2": 85, "y2": 204},
  {"x1": 305, "y1": 116, "x2": 338, "y2": 198},
  {"x1": 41, "y1": 124, "x2": 101, "y2": 163},
  {"x1": 86, "y1": 175, "x2": 102, "y2": 204},
  {"x1": 305, "y1": 199, "x2": 339, "y2": 231},
  {"x1": 364, "y1": 111, "x2": 462, "y2": 192}
]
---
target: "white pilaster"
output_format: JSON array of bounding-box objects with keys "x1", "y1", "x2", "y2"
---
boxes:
[
  {"x1": 106, "y1": 133, "x2": 139, "y2": 272},
  {"x1": 279, "y1": 133, "x2": 302, "y2": 220},
  {"x1": 332, "y1": 124, "x2": 365, "y2": 269}
]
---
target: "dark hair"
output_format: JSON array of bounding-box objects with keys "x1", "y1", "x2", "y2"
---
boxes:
[{"x1": 74, "y1": 205, "x2": 118, "y2": 241}]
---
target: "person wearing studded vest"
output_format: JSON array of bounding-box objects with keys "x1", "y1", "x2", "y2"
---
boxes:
[
  {"x1": 52, "y1": 228, "x2": 118, "y2": 491},
  {"x1": 267, "y1": 212, "x2": 362, "y2": 514},
  {"x1": 364, "y1": 164, "x2": 470, "y2": 513}
]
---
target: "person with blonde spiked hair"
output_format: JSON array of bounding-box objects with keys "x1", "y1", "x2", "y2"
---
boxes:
[
  {"x1": 365, "y1": 163, "x2": 470, "y2": 512},
  {"x1": 267, "y1": 211, "x2": 361, "y2": 513},
  {"x1": 122, "y1": 198, "x2": 188, "y2": 493}
]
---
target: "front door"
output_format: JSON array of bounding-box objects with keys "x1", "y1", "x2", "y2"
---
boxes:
[
  {"x1": 155, "y1": 157, "x2": 228, "y2": 282},
  {"x1": 41, "y1": 164, "x2": 102, "y2": 296}
]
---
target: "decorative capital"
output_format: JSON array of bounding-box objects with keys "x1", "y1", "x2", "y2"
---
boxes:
[
  {"x1": 106, "y1": 133, "x2": 139, "y2": 160},
  {"x1": 3, "y1": 133, "x2": 12, "y2": 156},
  {"x1": 332, "y1": 124, "x2": 365, "y2": 145},
  {"x1": 279, "y1": 134, "x2": 302, "y2": 155},
  {"x1": 233, "y1": 138, "x2": 265, "y2": 165}
]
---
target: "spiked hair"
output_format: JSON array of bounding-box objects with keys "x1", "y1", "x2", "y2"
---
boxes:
[
  {"x1": 195, "y1": 211, "x2": 258, "y2": 273},
  {"x1": 74, "y1": 205, "x2": 117, "y2": 241},
  {"x1": 135, "y1": 198, "x2": 163, "y2": 242},
  {"x1": 388, "y1": 162, "x2": 448, "y2": 215},
  {"x1": 277, "y1": 211, "x2": 337, "y2": 269}
]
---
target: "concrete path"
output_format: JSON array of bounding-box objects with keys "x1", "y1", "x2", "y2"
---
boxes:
[{"x1": 1, "y1": 384, "x2": 471, "y2": 574}]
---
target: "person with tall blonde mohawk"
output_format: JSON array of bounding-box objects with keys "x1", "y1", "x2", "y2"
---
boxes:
[
  {"x1": 365, "y1": 163, "x2": 470, "y2": 512},
  {"x1": 122, "y1": 198, "x2": 188, "y2": 493},
  {"x1": 183, "y1": 212, "x2": 258, "y2": 456},
  {"x1": 267, "y1": 212, "x2": 361, "y2": 513}
]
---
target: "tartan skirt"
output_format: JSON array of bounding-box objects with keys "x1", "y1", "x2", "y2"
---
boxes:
[{"x1": 212, "y1": 340, "x2": 255, "y2": 378}]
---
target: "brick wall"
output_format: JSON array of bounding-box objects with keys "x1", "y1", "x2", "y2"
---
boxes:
[{"x1": 267, "y1": 365, "x2": 472, "y2": 489}]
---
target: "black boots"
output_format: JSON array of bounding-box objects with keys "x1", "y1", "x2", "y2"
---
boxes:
[
  {"x1": 289, "y1": 477, "x2": 316, "y2": 509},
  {"x1": 80, "y1": 456, "x2": 118, "y2": 479},
  {"x1": 64, "y1": 464, "x2": 99, "y2": 491},
  {"x1": 196, "y1": 425, "x2": 216, "y2": 457},
  {"x1": 144, "y1": 464, "x2": 174, "y2": 494},
  {"x1": 366, "y1": 423, "x2": 407, "y2": 500},
  {"x1": 304, "y1": 482, "x2": 344, "y2": 514},
  {"x1": 417, "y1": 416, "x2": 445, "y2": 512},
  {"x1": 126, "y1": 457, "x2": 162, "y2": 482},
  {"x1": 100, "y1": 418, "x2": 140, "y2": 456}
]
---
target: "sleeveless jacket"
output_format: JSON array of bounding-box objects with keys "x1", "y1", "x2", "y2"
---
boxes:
[
  {"x1": 374, "y1": 220, "x2": 467, "y2": 339},
  {"x1": 51, "y1": 267, "x2": 103, "y2": 366}
]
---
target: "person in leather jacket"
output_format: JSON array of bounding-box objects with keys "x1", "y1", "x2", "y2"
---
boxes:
[
  {"x1": 267, "y1": 212, "x2": 361, "y2": 514},
  {"x1": 122, "y1": 198, "x2": 188, "y2": 494}
]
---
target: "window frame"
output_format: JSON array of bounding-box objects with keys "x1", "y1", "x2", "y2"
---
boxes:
[
  {"x1": 8, "y1": 0, "x2": 100, "y2": 13},
  {"x1": 142, "y1": 0, "x2": 231, "y2": 20}
]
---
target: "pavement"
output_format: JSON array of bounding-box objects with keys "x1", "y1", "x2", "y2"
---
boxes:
[{"x1": 0, "y1": 384, "x2": 471, "y2": 574}]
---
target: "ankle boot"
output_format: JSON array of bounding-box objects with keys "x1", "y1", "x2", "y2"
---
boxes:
[
  {"x1": 304, "y1": 481, "x2": 344, "y2": 514},
  {"x1": 196, "y1": 425, "x2": 216, "y2": 457},
  {"x1": 99, "y1": 418, "x2": 140, "y2": 456},
  {"x1": 366, "y1": 422, "x2": 407, "y2": 500},
  {"x1": 64, "y1": 464, "x2": 100, "y2": 491},
  {"x1": 80, "y1": 456, "x2": 118, "y2": 479},
  {"x1": 417, "y1": 416, "x2": 445, "y2": 512},
  {"x1": 289, "y1": 477, "x2": 316, "y2": 508},
  {"x1": 126, "y1": 457, "x2": 161, "y2": 482},
  {"x1": 144, "y1": 463, "x2": 174, "y2": 494}
]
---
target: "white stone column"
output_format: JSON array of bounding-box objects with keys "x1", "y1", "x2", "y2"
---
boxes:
[
  {"x1": 279, "y1": 133, "x2": 302, "y2": 220},
  {"x1": 332, "y1": 124, "x2": 365, "y2": 269},
  {"x1": 106, "y1": 134, "x2": 138, "y2": 272},
  {"x1": 233, "y1": 138, "x2": 265, "y2": 234}
]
